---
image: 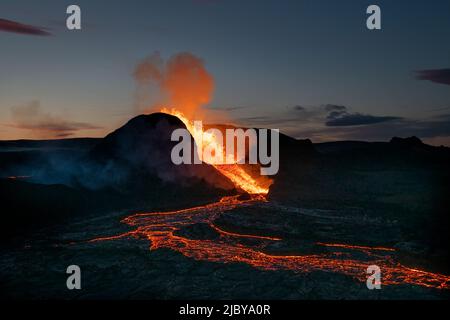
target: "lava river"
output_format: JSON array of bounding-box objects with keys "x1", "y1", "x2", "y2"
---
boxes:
[{"x1": 90, "y1": 194, "x2": 450, "y2": 290}]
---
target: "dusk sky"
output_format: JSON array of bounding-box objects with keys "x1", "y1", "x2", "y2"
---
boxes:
[{"x1": 1, "y1": 0, "x2": 450, "y2": 145}]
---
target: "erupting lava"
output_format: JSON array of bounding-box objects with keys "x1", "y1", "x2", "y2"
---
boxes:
[
  {"x1": 91, "y1": 195, "x2": 450, "y2": 290},
  {"x1": 134, "y1": 52, "x2": 271, "y2": 194},
  {"x1": 88, "y1": 109, "x2": 450, "y2": 291},
  {"x1": 161, "y1": 108, "x2": 271, "y2": 195},
  {"x1": 84, "y1": 109, "x2": 450, "y2": 292}
]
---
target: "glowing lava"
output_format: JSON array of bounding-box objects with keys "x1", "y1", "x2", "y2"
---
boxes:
[
  {"x1": 91, "y1": 195, "x2": 450, "y2": 290},
  {"x1": 6, "y1": 176, "x2": 31, "y2": 180},
  {"x1": 89, "y1": 109, "x2": 450, "y2": 291},
  {"x1": 161, "y1": 108, "x2": 271, "y2": 195}
]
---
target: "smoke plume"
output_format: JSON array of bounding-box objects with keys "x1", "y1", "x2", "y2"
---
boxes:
[{"x1": 133, "y1": 52, "x2": 214, "y2": 118}]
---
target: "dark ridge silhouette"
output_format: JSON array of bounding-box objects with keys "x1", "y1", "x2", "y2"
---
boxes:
[
  {"x1": 389, "y1": 136, "x2": 424, "y2": 148},
  {"x1": 87, "y1": 112, "x2": 234, "y2": 191}
]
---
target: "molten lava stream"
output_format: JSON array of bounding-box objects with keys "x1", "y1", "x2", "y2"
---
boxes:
[
  {"x1": 215, "y1": 165, "x2": 269, "y2": 195},
  {"x1": 90, "y1": 194, "x2": 450, "y2": 290},
  {"x1": 90, "y1": 109, "x2": 450, "y2": 291},
  {"x1": 160, "y1": 108, "x2": 272, "y2": 195}
]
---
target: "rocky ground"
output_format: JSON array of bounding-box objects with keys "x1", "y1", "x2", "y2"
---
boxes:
[{"x1": 1, "y1": 198, "x2": 448, "y2": 300}]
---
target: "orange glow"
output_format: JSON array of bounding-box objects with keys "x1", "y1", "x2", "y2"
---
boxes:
[
  {"x1": 90, "y1": 195, "x2": 450, "y2": 290},
  {"x1": 7, "y1": 175, "x2": 31, "y2": 180},
  {"x1": 316, "y1": 242, "x2": 396, "y2": 252},
  {"x1": 210, "y1": 223, "x2": 282, "y2": 241},
  {"x1": 161, "y1": 108, "x2": 272, "y2": 194}
]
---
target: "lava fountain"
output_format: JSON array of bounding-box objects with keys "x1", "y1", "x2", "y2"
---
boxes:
[
  {"x1": 89, "y1": 107, "x2": 450, "y2": 290},
  {"x1": 88, "y1": 108, "x2": 450, "y2": 291},
  {"x1": 133, "y1": 52, "x2": 272, "y2": 194},
  {"x1": 90, "y1": 52, "x2": 450, "y2": 292},
  {"x1": 161, "y1": 107, "x2": 272, "y2": 195}
]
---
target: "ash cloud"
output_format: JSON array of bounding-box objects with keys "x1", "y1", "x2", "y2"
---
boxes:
[
  {"x1": 0, "y1": 18, "x2": 51, "y2": 36},
  {"x1": 133, "y1": 52, "x2": 214, "y2": 117}
]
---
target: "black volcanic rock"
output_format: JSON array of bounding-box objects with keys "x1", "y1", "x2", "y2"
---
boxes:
[
  {"x1": 173, "y1": 223, "x2": 220, "y2": 240},
  {"x1": 86, "y1": 113, "x2": 234, "y2": 191}
]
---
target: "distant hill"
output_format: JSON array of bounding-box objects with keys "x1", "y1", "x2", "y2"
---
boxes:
[
  {"x1": 272, "y1": 136, "x2": 450, "y2": 202},
  {"x1": 313, "y1": 136, "x2": 450, "y2": 167}
]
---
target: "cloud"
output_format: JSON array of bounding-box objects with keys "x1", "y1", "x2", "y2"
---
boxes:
[
  {"x1": 312, "y1": 104, "x2": 402, "y2": 127},
  {"x1": 8, "y1": 101, "x2": 101, "y2": 137},
  {"x1": 223, "y1": 103, "x2": 450, "y2": 145},
  {"x1": 413, "y1": 114, "x2": 450, "y2": 138},
  {"x1": 0, "y1": 18, "x2": 51, "y2": 36},
  {"x1": 289, "y1": 113, "x2": 450, "y2": 145},
  {"x1": 235, "y1": 104, "x2": 347, "y2": 128},
  {"x1": 326, "y1": 112, "x2": 402, "y2": 127},
  {"x1": 208, "y1": 106, "x2": 246, "y2": 111},
  {"x1": 324, "y1": 104, "x2": 347, "y2": 112},
  {"x1": 347, "y1": 116, "x2": 450, "y2": 140},
  {"x1": 292, "y1": 105, "x2": 305, "y2": 111},
  {"x1": 239, "y1": 116, "x2": 275, "y2": 125},
  {"x1": 233, "y1": 103, "x2": 437, "y2": 142},
  {"x1": 415, "y1": 69, "x2": 450, "y2": 86}
]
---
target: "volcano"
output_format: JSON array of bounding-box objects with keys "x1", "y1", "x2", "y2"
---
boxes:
[
  {"x1": 1, "y1": 113, "x2": 450, "y2": 299},
  {"x1": 85, "y1": 112, "x2": 234, "y2": 192},
  {"x1": 0, "y1": 113, "x2": 237, "y2": 239}
]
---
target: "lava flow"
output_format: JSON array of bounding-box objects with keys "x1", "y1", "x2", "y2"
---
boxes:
[
  {"x1": 89, "y1": 109, "x2": 450, "y2": 290},
  {"x1": 90, "y1": 194, "x2": 450, "y2": 290}
]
